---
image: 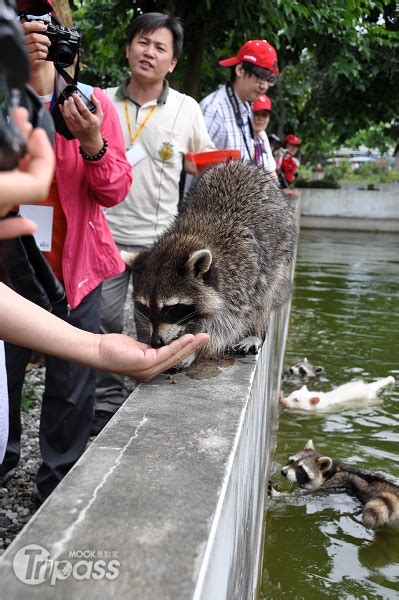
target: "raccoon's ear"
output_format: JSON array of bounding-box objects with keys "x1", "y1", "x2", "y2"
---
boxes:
[
  {"x1": 185, "y1": 249, "x2": 212, "y2": 278},
  {"x1": 304, "y1": 439, "x2": 315, "y2": 451},
  {"x1": 317, "y1": 457, "x2": 333, "y2": 473}
]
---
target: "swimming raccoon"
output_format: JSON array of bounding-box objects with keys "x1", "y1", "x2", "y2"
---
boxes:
[
  {"x1": 282, "y1": 357, "x2": 324, "y2": 383},
  {"x1": 279, "y1": 376, "x2": 395, "y2": 411},
  {"x1": 128, "y1": 160, "x2": 298, "y2": 368},
  {"x1": 287, "y1": 357, "x2": 324, "y2": 378},
  {"x1": 281, "y1": 440, "x2": 399, "y2": 529}
]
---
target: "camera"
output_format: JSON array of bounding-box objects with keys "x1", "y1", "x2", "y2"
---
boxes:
[
  {"x1": 52, "y1": 84, "x2": 95, "y2": 140},
  {"x1": 21, "y1": 12, "x2": 80, "y2": 68}
]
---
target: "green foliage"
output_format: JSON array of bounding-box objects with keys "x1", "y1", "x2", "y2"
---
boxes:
[
  {"x1": 295, "y1": 178, "x2": 341, "y2": 189},
  {"x1": 21, "y1": 381, "x2": 39, "y2": 412},
  {"x1": 70, "y1": 0, "x2": 399, "y2": 156},
  {"x1": 323, "y1": 160, "x2": 353, "y2": 182},
  {"x1": 342, "y1": 160, "x2": 399, "y2": 183}
]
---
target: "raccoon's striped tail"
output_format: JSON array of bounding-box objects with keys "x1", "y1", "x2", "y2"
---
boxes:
[{"x1": 363, "y1": 492, "x2": 398, "y2": 528}]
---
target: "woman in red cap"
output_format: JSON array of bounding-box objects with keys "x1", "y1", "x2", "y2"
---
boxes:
[{"x1": 251, "y1": 94, "x2": 277, "y2": 177}]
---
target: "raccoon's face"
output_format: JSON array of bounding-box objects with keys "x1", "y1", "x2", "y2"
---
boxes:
[
  {"x1": 288, "y1": 358, "x2": 324, "y2": 378},
  {"x1": 281, "y1": 439, "x2": 333, "y2": 491},
  {"x1": 131, "y1": 243, "x2": 223, "y2": 350}
]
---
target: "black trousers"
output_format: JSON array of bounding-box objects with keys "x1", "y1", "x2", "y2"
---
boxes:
[{"x1": 3, "y1": 285, "x2": 101, "y2": 498}]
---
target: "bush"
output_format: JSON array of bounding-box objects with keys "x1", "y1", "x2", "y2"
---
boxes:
[{"x1": 295, "y1": 178, "x2": 340, "y2": 189}]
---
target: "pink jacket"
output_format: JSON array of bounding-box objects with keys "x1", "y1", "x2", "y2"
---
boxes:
[{"x1": 54, "y1": 87, "x2": 132, "y2": 309}]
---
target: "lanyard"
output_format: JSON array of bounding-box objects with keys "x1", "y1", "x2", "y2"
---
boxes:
[
  {"x1": 225, "y1": 83, "x2": 254, "y2": 161},
  {"x1": 124, "y1": 99, "x2": 157, "y2": 145}
]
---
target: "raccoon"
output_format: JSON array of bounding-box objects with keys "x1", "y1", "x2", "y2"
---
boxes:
[
  {"x1": 281, "y1": 439, "x2": 399, "y2": 529},
  {"x1": 279, "y1": 376, "x2": 395, "y2": 411},
  {"x1": 128, "y1": 160, "x2": 298, "y2": 369},
  {"x1": 282, "y1": 357, "x2": 324, "y2": 383},
  {"x1": 287, "y1": 357, "x2": 324, "y2": 378}
]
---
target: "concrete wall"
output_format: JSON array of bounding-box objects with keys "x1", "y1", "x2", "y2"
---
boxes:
[
  {"x1": 0, "y1": 302, "x2": 291, "y2": 598},
  {"x1": 300, "y1": 188, "x2": 399, "y2": 231}
]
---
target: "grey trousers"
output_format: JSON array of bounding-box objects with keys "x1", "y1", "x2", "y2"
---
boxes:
[{"x1": 95, "y1": 244, "x2": 149, "y2": 414}]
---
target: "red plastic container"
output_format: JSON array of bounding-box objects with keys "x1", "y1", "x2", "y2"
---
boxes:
[{"x1": 186, "y1": 149, "x2": 241, "y2": 173}]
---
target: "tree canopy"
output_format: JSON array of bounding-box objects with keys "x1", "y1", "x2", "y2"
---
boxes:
[{"x1": 62, "y1": 0, "x2": 399, "y2": 159}]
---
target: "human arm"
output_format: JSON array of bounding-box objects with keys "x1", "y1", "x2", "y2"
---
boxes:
[
  {"x1": 183, "y1": 98, "x2": 215, "y2": 175},
  {"x1": 199, "y1": 95, "x2": 223, "y2": 150},
  {"x1": 0, "y1": 283, "x2": 209, "y2": 381},
  {"x1": 258, "y1": 131, "x2": 278, "y2": 180}
]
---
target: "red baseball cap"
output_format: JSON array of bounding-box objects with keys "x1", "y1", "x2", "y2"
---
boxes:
[
  {"x1": 219, "y1": 40, "x2": 279, "y2": 76},
  {"x1": 285, "y1": 134, "x2": 301, "y2": 145},
  {"x1": 16, "y1": 0, "x2": 54, "y2": 12},
  {"x1": 252, "y1": 95, "x2": 272, "y2": 113}
]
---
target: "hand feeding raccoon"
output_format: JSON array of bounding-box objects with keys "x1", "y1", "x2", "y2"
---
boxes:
[
  {"x1": 128, "y1": 161, "x2": 297, "y2": 368},
  {"x1": 281, "y1": 440, "x2": 399, "y2": 529}
]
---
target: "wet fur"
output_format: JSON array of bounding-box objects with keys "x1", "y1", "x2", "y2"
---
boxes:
[
  {"x1": 285, "y1": 357, "x2": 324, "y2": 378},
  {"x1": 129, "y1": 161, "x2": 297, "y2": 368},
  {"x1": 281, "y1": 440, "x2": 399, "y2": 529},
  {"x1": 279, "y1": 376, "x2": 395, "y2": 411}
]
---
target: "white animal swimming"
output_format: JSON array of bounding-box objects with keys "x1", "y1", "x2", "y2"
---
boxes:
[{"x1": 279, "y1": 376, "x2": 395, "y2": 411}]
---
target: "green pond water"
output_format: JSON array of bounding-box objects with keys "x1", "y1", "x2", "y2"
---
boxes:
[{"x1": 260, "y1": 229, "x2": 399, "y2": 600}]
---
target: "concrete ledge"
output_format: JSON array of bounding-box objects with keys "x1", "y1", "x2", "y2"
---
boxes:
[
  {"x1": 300, "y1": 188, "x2": 399, "y2": 231},
  {"x1": 0, "y1": 301, "x2": 290, "y2": 598}
]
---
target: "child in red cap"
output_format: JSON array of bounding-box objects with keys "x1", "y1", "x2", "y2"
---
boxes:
[{"x1": 251, "y1": 94, "x2": 277, "y2": 176}]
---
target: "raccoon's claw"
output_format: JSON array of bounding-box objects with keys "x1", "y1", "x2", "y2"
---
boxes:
[
  {"x1": 233, "y1": 336, "x2": 263, "y2": 355},
  {"x1": 267, "y1": 481, "x2": 284, "y2": 498}
]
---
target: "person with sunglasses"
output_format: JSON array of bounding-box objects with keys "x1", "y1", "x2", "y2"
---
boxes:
[{"x1": 200, "y1": 39, "x2": 279, "y2": 162}]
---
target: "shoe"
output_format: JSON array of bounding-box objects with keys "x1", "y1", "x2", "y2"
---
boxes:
[{"x1": 90, "y1": 410, "x2": 114, "y2": 436}]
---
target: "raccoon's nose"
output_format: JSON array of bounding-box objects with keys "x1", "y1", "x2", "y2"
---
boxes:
[
  {"x1": 281, "y1": 467, "x2": 288, "y2": 477},
  {"x1": 151, "y1": 333, "x2": 165, "y2": 348}
]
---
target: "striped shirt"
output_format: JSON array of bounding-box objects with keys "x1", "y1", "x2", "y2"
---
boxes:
[{"x1": 200, "y1": 84, "x2": 254, "y2": 161}]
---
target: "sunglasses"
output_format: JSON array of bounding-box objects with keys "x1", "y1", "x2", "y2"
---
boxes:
[
  {"x1": 243, "y1": 63, "x2": 278, "y2": 86},
  {"x1": 252, "y1": 70, "x2": 277, "y2": 86}
]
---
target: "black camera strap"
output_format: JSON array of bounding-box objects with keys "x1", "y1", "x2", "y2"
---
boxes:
[
  {"x1": 55, "y1": 60, "x2": 80, "y2": 88},
  {"x1": 225, "y1": 82, "x2": 254, "y2": 161}
]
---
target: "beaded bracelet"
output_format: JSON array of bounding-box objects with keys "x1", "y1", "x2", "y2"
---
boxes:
[{"x1": 79, "y1": 138, "x2": 108, "y2": 161}]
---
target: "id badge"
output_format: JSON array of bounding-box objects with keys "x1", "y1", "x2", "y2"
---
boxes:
[
  {"x1": 19, "y1": 205, "x2": 53, "y2": 252},
  {"x1": 126, "y1": 143, "x2": 147, "y2": 166}
]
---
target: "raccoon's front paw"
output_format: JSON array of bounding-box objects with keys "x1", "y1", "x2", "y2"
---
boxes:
[
  {"x1": 267, "y1": 481, "x2": 283, "y2": 498},
  {"x1": 233, "y1": 336, "x2": 263, "y2": 355}
]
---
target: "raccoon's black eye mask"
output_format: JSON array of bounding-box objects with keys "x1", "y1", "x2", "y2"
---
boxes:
[
  {"x1": 161, "y1": 304, "x2": 197, "y2": 324},
  {"x1": 295, "y1": 465, "x2": 311, "y2": 487},
  {"x1": 135, "y1": 301, "x2": 197, "y2": 325}
]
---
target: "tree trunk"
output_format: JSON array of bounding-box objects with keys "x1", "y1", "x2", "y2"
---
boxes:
[
  {"x1": 53, "y1": 0, "x2": 73, "y2": 27},
  {"x1": 184, "y1": 22, "x2": 206, "y2": 99}
]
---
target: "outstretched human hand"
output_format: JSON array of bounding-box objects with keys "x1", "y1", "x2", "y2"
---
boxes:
[{"x1": 94, "y1": 332, "x2": 210, "y2": 381}]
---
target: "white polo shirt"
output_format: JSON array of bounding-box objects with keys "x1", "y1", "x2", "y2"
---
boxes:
[{"x1": 104, "y1": 80, "x2": 214, "y2": 247}]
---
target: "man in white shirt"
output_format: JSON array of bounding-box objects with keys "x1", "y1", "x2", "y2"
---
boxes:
[
  {"x1": 93, "y1": 12, "x2": 214, "y2": 433},
  {"x1": 200, "y1": 39, "x2": 279, "y2": 162}
]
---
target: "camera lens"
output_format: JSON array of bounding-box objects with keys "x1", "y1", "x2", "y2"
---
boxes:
[{"x1": 51, "y1": 42, "x2": 75, "y2": 68}]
